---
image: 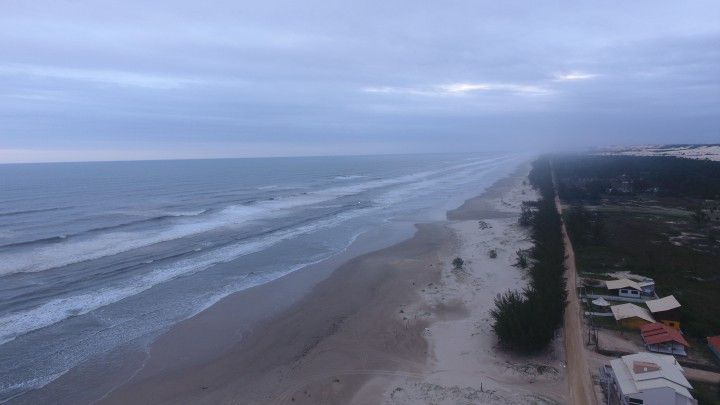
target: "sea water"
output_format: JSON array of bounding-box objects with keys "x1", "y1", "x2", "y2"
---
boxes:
[{"x1": 0, "y1": 153, "x2": 523, "y2": 401}]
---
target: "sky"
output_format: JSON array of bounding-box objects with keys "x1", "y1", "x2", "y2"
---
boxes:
[{"x1": 0, "y1": 0, "x2": 719, "y2": 163}]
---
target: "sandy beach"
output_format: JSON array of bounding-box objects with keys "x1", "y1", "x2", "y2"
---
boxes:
[{"x1": 79, "y1": 165, "x2": 569, "y2": 404}]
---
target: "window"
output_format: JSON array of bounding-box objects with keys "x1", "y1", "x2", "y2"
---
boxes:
[{"x1": 628, "y1": 398, "x2": 643, "y2": 404}]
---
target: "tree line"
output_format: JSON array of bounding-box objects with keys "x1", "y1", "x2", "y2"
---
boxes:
[
  {"x1": 490, "y1": 157, "x2": 568, "y2": 352},
  {"x1": 554, "y1": 155, "x2": 720, "y2": 201}
]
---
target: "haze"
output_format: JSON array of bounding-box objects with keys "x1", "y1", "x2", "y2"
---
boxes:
[{"x1": 1, "y1": 1, "x2": 719, "y2": 163}]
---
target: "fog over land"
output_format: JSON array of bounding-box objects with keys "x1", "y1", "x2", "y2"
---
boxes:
[{"x1": 1, "y1": 1, "x2": 719, "y2": 162}]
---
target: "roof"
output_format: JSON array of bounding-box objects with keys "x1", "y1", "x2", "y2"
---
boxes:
[
  {"x1": 606, "y1": 278, "x2": 642, "y2": 291},
  {"x1": 610, "y1": 352, "x2": 694, "y2": 400},
  {"x1": 646, "y1": 295, "x2": 681, "y2": 313},
  {"x1": 611, "y1": 303, "x2": 656, "y2": 323},
  {"x1": 592, "y1": 298, "x2": 611, "y2": 307},
  {"x1": 708, "y1": 336, "x2": 720, "y2": 351},
  {"x1": 641, "y1": 323, "x2": 690, "y2": 347}
]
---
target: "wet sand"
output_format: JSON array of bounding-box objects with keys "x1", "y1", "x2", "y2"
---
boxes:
[
  {"x1": 28, "y1": 163, "x2": 568, "y2": 404},
  {"x1": 97, "y1": 220, "x2": 451, "y2": 404}
]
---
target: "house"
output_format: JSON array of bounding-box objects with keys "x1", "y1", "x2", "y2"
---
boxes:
[
  {"x1": 708, "y1": 336, "x2": 720, "y2": 361},
  {"x1": 641, "y1": 323, "x2": 690, "y2": 356},
  {"x1": 606, "y1": 279, "x2": 644, "y2": 299},
  {"x1": 611, "y1": 303, "x2": 656, "y2": 329},
  {"x1": 600, "y1": 352, "x2": 697, "y2": 405},
  {"x1": 646, "y1": 295, "x2": 682, "y2": 330},
  {"x1": 637, "y1": 279, "x2": 656, "y2": 297},
  {"x1": 605, "y1": 278, "x2": 656, "y2": 299}
]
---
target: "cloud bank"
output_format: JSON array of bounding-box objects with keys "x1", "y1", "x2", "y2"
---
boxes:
[{"x1": 0, "y1": 0, "x2": 718, "y2": 162}]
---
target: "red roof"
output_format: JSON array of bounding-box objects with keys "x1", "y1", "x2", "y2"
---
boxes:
[
  {"x1": 640, "y1": 323, "x2": 689, "y2": 347},
  {"x1": 708, "y1": 335, "x2": 720, "y2": 351}
]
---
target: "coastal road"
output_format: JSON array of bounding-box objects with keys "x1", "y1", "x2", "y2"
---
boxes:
[{"x1": 552, "y1": 163, "x2": 597, "y2": 405}]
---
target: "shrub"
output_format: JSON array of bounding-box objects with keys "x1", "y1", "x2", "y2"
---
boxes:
[
  {"x1": 488, "y1": 249, "x2": 497, "y2": 259},
  {"x1": 515, "y1": 249, "x2": 528, "y2": 268},
  {"x1": 518, "y1": 204, "x2": 534, "y2": 227},
  {"x1": 452, "y1": 257, "x2": 464, "y2": 269},
  {"x1": 490, "y1": 157, "x2": 568, "y2": 352}
]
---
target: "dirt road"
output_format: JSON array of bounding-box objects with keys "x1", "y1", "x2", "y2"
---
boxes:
[
  {"x1": 685, "y1": 367, "x2": 720, "y2": 384},
  {"x1": 552, "y1": 163, "x2": 597, "y2": 405}
]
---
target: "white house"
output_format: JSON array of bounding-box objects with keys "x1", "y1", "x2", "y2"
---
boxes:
[
  {"x1": 606, "y1": 279, "x2": 644, "y2": 299},
  {"x1": 605, "y1": 278, "x2": 656, "y2": 299},
  {"x1": 601, "y1": 352, "x2": 697, "y2": 405}
]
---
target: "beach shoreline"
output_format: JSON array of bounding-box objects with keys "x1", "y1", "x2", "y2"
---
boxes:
[{"x1": 15, "y1": 160, "x2": 569, "y2": 405}]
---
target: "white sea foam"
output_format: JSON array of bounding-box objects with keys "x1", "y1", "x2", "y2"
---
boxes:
[
  {"x1": 0, "y1": 227, "x2": 370, "y2": 400},
  {"x1": 0, "y1": 157, "x2": 515, "y2": 344},
  {"x1": 0, "y1": 157, "x2": 505, "y2": 276},
  {"x1": 334, "y1": 175, "x2": 366, "y2": 180},
  {"x1": 0, "y1": 205, "x2": 267, "y2": 274},
  {"x1": 0, "y1": 370, "x2": 68, "y2": 404},
  {"x1": 0, "y1": 154, "x2": 523, "y2": 402},
  {"x1": 0, "y1": 208, "x2": 370, "y2": 345}
]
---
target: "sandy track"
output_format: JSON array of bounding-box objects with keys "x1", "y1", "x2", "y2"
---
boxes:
[{"x1": 552, "y1": 163, "x2": 597, "y2": 405}]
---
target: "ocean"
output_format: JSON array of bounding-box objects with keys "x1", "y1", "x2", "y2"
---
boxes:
[{"x1": 0, "y1": 153, "x2": 522, "y2": 401}]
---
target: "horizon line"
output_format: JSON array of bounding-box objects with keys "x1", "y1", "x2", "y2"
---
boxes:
[{"x1": 0, "y1": 150, "x2": 521, "y2": 166}]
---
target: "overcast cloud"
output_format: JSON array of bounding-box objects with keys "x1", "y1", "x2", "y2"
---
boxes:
[{"x1": 1, "y1": 0, "x2": 718, "y2": 162}]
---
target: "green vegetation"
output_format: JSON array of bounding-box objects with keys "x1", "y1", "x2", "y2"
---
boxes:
[
  {"x1": 490, "y1": 158, "x2": 568, "y2": 352},
  {"x1": 692, "y1": 380, "x2": 720, "y2": 405},
  {"x1": 555, "y1": 155, "x2": 720, "y2": 202},
  {"x1": 564, "y1": 205, "x2": 605, "y2": 248},
  {"x1": 519, "y1": 203, "x2": 533, "y2": 227},
  {"x1": 514, "y1": 249, "x2": 529, "y2": 269},
  {"x1": 555, "y1": 154, "x2": 720, "y2": 338}
]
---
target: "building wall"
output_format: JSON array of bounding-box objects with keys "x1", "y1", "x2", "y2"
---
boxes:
[
  {"x1": 626, "y1": 386, "x2": 697, "y2": 405},
  {"x1": 660, "y1": 319, "x2": 681, "y2": 330},
  {"x1": 620, "y1": 317, "x2": 652, "y2": 330},
  {"x1": 619, "y1": 288, "x2": 642, "y2": 298},
  {"x1": 646, "y1": 342, "x2": 687, "y2": 356},
  {"x1": 605, "y1": 366, "x2": 698, "y2": 405},
  {"x1": 656, "y1": 309, "x2": 681, "y2": 330}
]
